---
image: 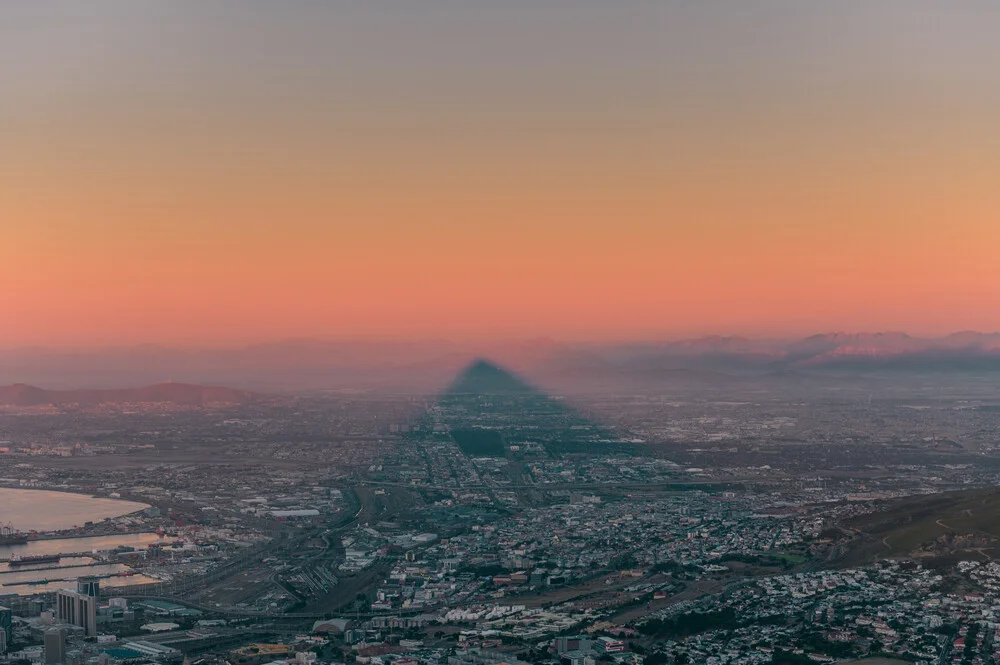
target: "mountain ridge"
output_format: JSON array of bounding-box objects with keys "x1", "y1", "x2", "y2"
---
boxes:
[{"x1": 3, "y1": 332, "x2": 1000, "y2": 392}]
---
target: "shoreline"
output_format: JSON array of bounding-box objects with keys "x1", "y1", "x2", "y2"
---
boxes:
[{"x1": 0, "y1": 485, "x2": 152, "y2": 535}]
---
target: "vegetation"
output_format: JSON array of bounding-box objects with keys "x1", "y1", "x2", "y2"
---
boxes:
[
  {"x1": 638, "y1": 608, "x2": 738, "y2": 637},
  {"x1": 769, "y1": 650, "x2": 813, "y2": 665}
]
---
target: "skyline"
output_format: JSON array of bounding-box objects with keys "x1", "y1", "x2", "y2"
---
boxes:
[{"x1": 5, "y1": 2, "x2": 1000, "y2": 346}]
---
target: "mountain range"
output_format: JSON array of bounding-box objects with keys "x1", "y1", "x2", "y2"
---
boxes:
[
  {"x1": 589, "y1": 332, "x2": 1000, "y2": 372},
  {"x1": 2, "y1": 332, "x2": 999, "y2": 392}
]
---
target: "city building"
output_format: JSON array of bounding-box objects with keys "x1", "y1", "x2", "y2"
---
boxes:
[
  {"x1": 560, "y1": 651, "x2": 595, "y2": 665},
  {"x1": 76, "y1": 577, "x2": 100, "y2": 598},
  {"x1": 44, "y1": 627, "x2": 66, "y2": 665},
  {"x1": 595, "y1": 637, "x2": 625, "y2": 654},
  {"x1": 0, "y1": 604, "x2": 11, "y2": 653},
  {"x1": 56, "y1": 590, "x2": 98, "y2": 637},
  {"x1": 554, "y1": 636, "x2": 592, "y2": 654},
  {"x1": 115, "y1": 640, "x2": 182, "y2": 662}
]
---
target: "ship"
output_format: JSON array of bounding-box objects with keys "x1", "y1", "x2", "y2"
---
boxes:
[
  {"x1": 0, "y1": 524, "x2": 29, "y2": 546},
  {"x1": 8, "y1": 553, "x2": 61, "y2": 566}
]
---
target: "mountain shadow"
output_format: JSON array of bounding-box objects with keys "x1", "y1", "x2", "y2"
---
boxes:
[
  {"x1": 444, "y1": 358, "x2": 546, "y2": 396},
  {"x1": 421, "y1": 358, "x2": 637, "y2": 459}
]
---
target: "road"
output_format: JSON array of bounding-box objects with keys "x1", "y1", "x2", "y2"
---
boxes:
[{"x1": 136, "y1": 484, "x2": 394, "y2": 616}]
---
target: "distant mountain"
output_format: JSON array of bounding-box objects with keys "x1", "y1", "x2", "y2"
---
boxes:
[
  {"x1": 0, "y1": 384, "x2": 52, "y2": 406},
  {"x1": 2, "y1": 332, "x2": 1000, "y2": 394},
  {"x1": 786, "y1": 332, "x2": 1000, "y2": 370},
  {"x1": 0, "y1": 382, "x2": 257, "y2": 407},
  {"x1": 585, "y1": 332, "x2": 1000, "y2": 374}
]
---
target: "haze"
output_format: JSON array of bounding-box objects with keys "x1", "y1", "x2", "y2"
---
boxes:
[{"x1": 4, "y1": 2, "x2": 1000, "y2": 347}]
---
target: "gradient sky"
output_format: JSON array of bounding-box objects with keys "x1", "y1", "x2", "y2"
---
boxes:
[{"x1": 3, "y1": 2, "x2": 1000, "y2": 346}]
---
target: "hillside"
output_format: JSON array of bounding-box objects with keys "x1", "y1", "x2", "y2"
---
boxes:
[{"x1": 839, "y1": 487, "x2": 1000, "y2": 565}]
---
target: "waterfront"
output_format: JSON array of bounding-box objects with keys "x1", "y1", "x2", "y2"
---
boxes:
[
  {"x1": 0, "y1": 559, "x2": 160, "y2": 595},
  {"x1": 0, "y1": 532, "x2": 170, "y2": 560},
  {"x1": 0, "y1": 532, "x2": 171, "y2": 594},
  {"x1": 0, "y1": 487, "x2": 149, "y2": 531}
]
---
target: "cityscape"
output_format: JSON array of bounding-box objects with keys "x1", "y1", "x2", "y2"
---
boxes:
[
  {"x1": 3, "y1": 354, "x2": 1000, "y2": 665},
  {"x1": 5, "y1": 4, "x2": 1000, "y2": 665}
]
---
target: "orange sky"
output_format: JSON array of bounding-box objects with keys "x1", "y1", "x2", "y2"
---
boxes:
[{"x1": 3, "y1": 4, "x2": 1000, "y2": 347}]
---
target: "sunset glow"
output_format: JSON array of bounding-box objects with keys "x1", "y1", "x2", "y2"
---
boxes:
[{"x1": 4, "y1": 3, "x2": 1000, "y2": 346}]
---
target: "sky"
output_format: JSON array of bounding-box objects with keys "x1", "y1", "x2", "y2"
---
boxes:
[{"x1": 3, "y1": 2, "x2": 1000, "y2": 347}]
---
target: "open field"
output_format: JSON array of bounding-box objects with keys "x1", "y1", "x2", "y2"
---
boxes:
[
  {"x1": 513, "y1": 571, "x2": 657, "y2": 609},
  {"x1": 841, "y1": 487, "x2": 1000, "y2": 564},
  {"x1": 611, "y1": 579, "x2": 725, "y2": 624}
]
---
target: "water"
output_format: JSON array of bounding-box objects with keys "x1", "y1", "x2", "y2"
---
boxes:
[
  {"x1": 0, "y1": 535, "x2": 172, "y2": 595},
  {"x1": 0, "y1": 532, "x2": 169, "y2": 560},
  {"x1": 0, "y1": 487, "x2": 149, "y2": 531},
  {"x1": 0, "y1": 562, "x2": 161, "y2": 595},
  {"x1": 0, "y1": 558, "x2": 159, "y2": 590},
  {"x1": 0, "y1": 488, "x2": 166, "y2": 594}
]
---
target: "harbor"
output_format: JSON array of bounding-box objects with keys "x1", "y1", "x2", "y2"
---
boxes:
[
  {"x1": 0, "y1": 546, "x2": 166, "y2": 595},
  {"x1": 0, "y1": 559, "x2": 160, "y2": 594},
  {"x1": 0, "y1": 489, "x2": 173, "y2": 595}
]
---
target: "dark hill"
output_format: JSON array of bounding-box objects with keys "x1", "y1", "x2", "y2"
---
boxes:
[
  {"x1": 840, "y1": 487, "x2": 1000, "y2": 565},
  {"x1": 0, "y1": 384, "x2": 52, "y2": 406},
  {"x1": 0, "y1": 382, "x2": 257, "y2": 407}
]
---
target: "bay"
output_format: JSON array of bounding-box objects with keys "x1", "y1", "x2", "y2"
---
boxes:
[{"x1": 0, "y1": 487, "x2": 150, "y2": 531}]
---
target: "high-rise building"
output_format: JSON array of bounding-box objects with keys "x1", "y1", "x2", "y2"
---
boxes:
[
  {"x1": 76, "y1": 578, "x2": 100, "y2": 598},
  {"x1": 56, "y1": 590, "x2": 97, "y2": 637},
  {"x1": 44, "y1": 627, "x2": 67, "y2": 665}
]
